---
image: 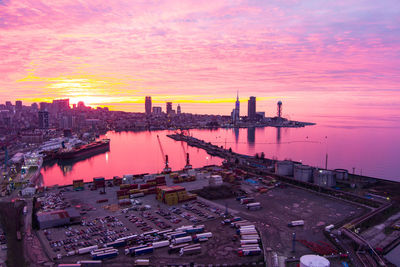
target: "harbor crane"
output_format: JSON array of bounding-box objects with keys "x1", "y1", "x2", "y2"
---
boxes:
[
  {"x1": 157, "y1": 135, "x2": 171, "y2": 174},
  {"x1": 180, "y1": 142, "x2": 192, "y2": 171}
]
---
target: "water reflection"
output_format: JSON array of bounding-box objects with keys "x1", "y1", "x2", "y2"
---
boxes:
[
  {"x1": 247, "y1": 127, "x2": 255, "y2": 152},
  {"x1": 276, "y1": 127, "x2": 281, "y2": 144},
  {"x1": 234, "y1": 127, "x2": 239, "y2": 144},
  {"x1": 41, "y1": 125, "x2": 400, "y2": 186}
]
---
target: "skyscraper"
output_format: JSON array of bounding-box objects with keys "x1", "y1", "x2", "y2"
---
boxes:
[
  {"x1": 166, "y1": 102, "x2": 172, "y2": 115},
  {"x1": 177, "y1": 104, "x2": 181, "y2": 115},
  {"x1": 145, "y1": 96, "x2": 152, "y2": 115},
  {"x1": 38, "y1": 110, "x2": 49, "y2": 129},
  {"x1": 15, "y1": 100, "x2": 22, "y2": 111},
  {"x1": 53, "y1": 99, "x2": 70, "y2": 112},
  {"x1": 248, "y1": 96, "x2": 256, "y2": 121},
  {"x1": 233, "y1": 91, "x2": 240, "y2": 123}
]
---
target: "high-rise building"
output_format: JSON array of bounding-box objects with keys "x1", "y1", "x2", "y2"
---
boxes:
[
  {"x1": 233, "y1": 91, "x2": 240, "y2": 124},
  {"x1": 177, "y1": 104, "x2": 181, "y2": 115},
  {"x1": 39, "y1": 102, "x2": 48, "y2": 111},
  {"x1": 31, "y1": 103, "x2": 38, "y2": 110},
  {"x1": 38, "y1": 110, "x2": 49, "y2": 129},
  {"x1": 153, "y1": 106, "x2": 162, "y2": 114},
  {"x1": 5, "y1": 101, "x2": 12, "y2": 110},
  {"x1": 15, "y1": 100, "x2": 22, "y2": 111},
  {"x1": 166, "y1": 102, "x2": 172, "y2": 115},
  {"x1": 248, "y1": 96, "x2": 256, "y2": 121},
  {"x1": 145, "y1": 96, "x2": 152, "y2": 115},
  {"x1": 53, "y1": 99, "x2": 70, "y2": 112},
  {"x1": 77, "y1": 101, "x2": 85, "y2": 109}
]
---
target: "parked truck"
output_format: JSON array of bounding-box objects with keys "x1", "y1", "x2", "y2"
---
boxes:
[
  {"x1": 288, "y1": 220, "x2": 304, "y2": 227},
  {"x1": 179, "y1": 245, "x2": 201, "y2": 256},
  {"x1": 240, "y1": 198, "x2": 255, "y2": 205},
  {"x1": 246, "y1": 202, "x2": 261, "y2": 211},
  {"x1": 172, "y1": 236, "x2": 192, "y2": 245}
]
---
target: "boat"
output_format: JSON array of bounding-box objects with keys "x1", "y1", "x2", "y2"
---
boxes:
[
  {"x1": 54, "y1": 139, "x2": 110, "y2": 160},
  {"x1": 21, "y1": 152, "x2": 43, "y2": 186}
]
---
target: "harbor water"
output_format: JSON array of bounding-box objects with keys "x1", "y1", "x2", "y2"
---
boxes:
[{"x1": 42, "y1": 116, "x2": 400, "y2": 186}]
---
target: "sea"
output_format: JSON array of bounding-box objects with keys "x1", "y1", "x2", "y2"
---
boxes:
[{"x1": 41, "y1": 115, "x2": 400, "y2": 186}]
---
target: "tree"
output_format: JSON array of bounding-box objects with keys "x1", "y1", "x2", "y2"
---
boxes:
[
  {"x1": 260, "y1": 152, "x2": 265, "y2": 159},
  {"x1": 255, "y1": 153, "x2": 259, "y2": 159},
  {"x1": 229, "y1": 147, "x2": 232, "y2": 153}
]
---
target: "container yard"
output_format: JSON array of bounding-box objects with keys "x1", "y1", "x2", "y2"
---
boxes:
[
  {"x1": 34, "y1": 167, "x2": 267, "y2": 266},
  {"x1": 25, "y1": 163, "x2": 393, "y2": 266}
]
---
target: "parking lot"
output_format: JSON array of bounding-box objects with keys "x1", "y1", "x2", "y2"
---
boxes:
[{"x1": 36, "y1": 183, "x2": 264, "y2": 266}]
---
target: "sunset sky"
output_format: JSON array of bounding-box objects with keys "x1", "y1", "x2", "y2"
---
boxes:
[{"x1": 1, "y1": 0, "x2": 399, "y2": 120}]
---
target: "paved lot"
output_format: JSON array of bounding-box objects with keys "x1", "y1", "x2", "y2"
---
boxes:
[
  {"x1": 214, "y1": 185, "x2": 367, "y2": 258},
  {"x1": 37, "y1": 183, "x2": 263, "y2": 266}
]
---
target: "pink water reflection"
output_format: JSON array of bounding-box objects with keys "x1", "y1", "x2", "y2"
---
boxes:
[
  {"x1": 42, "y1": 121, "x2": 400, "y2": 186},
  {"x1": 42, "y1": 131, "x2": 222, "y2": 186}
]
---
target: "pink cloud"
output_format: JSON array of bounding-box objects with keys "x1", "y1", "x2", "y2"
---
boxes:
[{"x1": 0, "y1": 0, "x2": 399, "y2": 117}]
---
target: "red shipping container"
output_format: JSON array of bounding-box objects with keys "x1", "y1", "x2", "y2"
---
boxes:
[
  {"x1": 140, "y1": 184, "x2": 150, "y2": 189},
  {"x1": 129, "y1": 184, "x2": 138, "y2": 189},
  {"x1": 117, "y1": 189, "x2": 128, "y2": 197}
]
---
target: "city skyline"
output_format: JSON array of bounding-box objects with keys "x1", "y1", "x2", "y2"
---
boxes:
[{"x1": 1, "y1": 0, "x2": 399, "y2": 119}]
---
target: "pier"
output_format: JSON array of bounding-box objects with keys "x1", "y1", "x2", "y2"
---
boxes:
[{"x1": 167, "y1": 133, "x2": 396, "y2": 267}]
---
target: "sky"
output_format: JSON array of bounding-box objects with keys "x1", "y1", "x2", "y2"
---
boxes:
[{"x1": 1, "y1": 0, "x2": 400, "y2": 121}]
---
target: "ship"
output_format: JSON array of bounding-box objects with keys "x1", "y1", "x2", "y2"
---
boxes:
[
  {"x1": 54, "y1": 139, "x2": 110, "y2": 160},
  {"x1": 20, "y1": 152, "x2": 43, "y2": 186}
]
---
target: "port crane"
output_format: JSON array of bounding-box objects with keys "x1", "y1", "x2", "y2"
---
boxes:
[{"x1": 157, "y1": 135, "x2": 171, "y2": 174}]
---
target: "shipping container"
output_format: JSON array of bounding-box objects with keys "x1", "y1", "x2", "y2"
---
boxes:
[
  {"x1": 185, "y1": 227, "x2": 204, "y2": 234},
  {"x1": 78, "y1": 245, "x2": 98, "y2": 255},
  {"x1": 241, "y1": 235, "x2": 260, "y2": 240},
  {"x1": 152, "y1": 240, "x2": 170, "y2": 248},
  {"x1": 193, "y1": 232, "x2": 212, "y2": 239},
  {"x1": 172, "y1": 236, "x2": 192, "y2": 245},
  {"x1": 238, "y1": 248, "x2": 262, "y2": 256},
  {"x1": 134, "y1": 246, "x2": 154, "y2": 256},
  {"x1": 240, "y1": 198, "x2": 254, "y2": 205},
  {"x1": 168, "y1": 243, "x2": 190, "y2": 254},
  {"x1": 179, "y1": 245, "x2": 201, "y2": 256},
  {"x1": 92, "y1": 250, "x2": 118, "y2": 260},
  {"x1": 167, "y1": 231, "x2": 187, "y2": 239},
  {"x1": 134, "y1": 259, "x2": 150, "y2": 266},
  {"x1": 141, "y1": 229, "x2": 159, "y2": 236},
  {"x1": 237, "y1": 229, "x2": 258, "y2": 235},
  {"x1": 288, "y1": 220, "x2": 304, "y2": 227},
  {"x1": 240, "y1": 239, "x2": 259, "y2": 245},
  {"x1": 246, "y1": 202, "x2": 261, "y2": 210},
  {"x1": 106, "y1": 239, "x2": 126, "y2": 248},
  {"x1": 125, "y1": 245, "x2": 149, "y2": 255}
]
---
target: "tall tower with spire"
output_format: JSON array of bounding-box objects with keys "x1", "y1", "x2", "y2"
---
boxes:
[{"x1": 234, "y1": 91, "x2": 240, "y2": 124}]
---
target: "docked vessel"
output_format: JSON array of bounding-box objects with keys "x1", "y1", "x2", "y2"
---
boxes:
[
  {"x1": 21, "y1": 152, "x2": 43, "y2": 185},
  {"x1": 54, "y1": 139, "x2": 110, "y2": 160}
]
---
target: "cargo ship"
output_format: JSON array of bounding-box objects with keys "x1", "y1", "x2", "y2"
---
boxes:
[{"x1": 54, "y1": 139, "x2": 110, "y2": 160}]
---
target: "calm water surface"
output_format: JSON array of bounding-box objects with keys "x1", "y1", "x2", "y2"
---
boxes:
[{"x1": 42, "y1": 117, "x2": 400, "y2": 186}]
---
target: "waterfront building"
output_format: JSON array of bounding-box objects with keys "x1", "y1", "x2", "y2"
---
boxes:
[
  {"x1": 277, "y1": 101, "x2": 282, "y2": 118},
  {"x1": 248, "y1": 96, "x2": 256, "y2": 120},
  {"x1": 232, "y1": 92, "x2": 240, "y2": 124},
  {"x1": 145, "y1": 96, "x2": 152, "y2": 115}
]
